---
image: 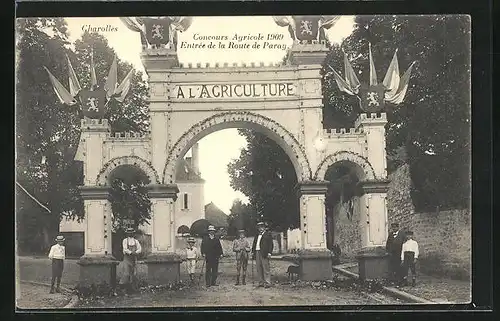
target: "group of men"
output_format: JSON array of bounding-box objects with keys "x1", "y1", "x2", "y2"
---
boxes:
[
  {"x1": 46, "y1": 221, "x2": 418, "y2": 293},
  {"x1": 194, "y1": 221, "x2": 274, "y2": 288}
]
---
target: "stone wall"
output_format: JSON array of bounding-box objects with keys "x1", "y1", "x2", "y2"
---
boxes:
[{"x1": 387, "y1": 164, "x2": 471, "y2": 280}]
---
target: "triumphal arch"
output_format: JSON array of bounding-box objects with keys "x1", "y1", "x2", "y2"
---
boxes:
[{"x1": 75, "y1": 16, "x2": 390, "y2": 286}]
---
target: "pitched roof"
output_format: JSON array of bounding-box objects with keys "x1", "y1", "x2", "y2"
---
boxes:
[
  {"x1": 204, "y1": 202, "x2": 229, "y2": 228},
  {"x1": 175, "y1": 158, "x2": 204, "y2": 182}
]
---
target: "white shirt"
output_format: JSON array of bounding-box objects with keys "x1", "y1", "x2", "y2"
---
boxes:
[
  {"x1": 48, "y1": 244, "x2": 65, "y2": 260},
  {"x1": 255, "y1": 234, "x2": 263, "y2": 251},
  {"x1": 186, "y1": 247, "x2": 198, "y2": 259},
  {"x1": 401, "y1": 239, "x2": 419, "y2": 260},
  {"x1": 122, "y1": 237, "x2": 142, "y2": 255}
]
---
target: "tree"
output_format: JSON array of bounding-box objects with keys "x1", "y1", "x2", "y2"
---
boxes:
[
  {"x1": 227, "y1": 199, "x2": 259, "y2": 237},
  {"x1": 109, "y1": 178, "x2": 152, "y2": 233},
  {"x1": 16, "y1": 18, "x2": 83, "y2": 250},
  {"x1": 321, "y1": 15, "x2": 470, "y2": 211},
  {"x1": 227, "y1": 129, "x2": 299, "y2": 232},
  {"x1": 15, "y1": 20, "x2": 152, "y2": 253}
]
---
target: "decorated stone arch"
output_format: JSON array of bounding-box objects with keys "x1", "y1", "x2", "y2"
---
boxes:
[
  {"x1": 96, "y1": 155, "x2": 161, "y2": 186},
  {"x1": 162, "y1": 111, "x2": 313, "y2": 184},
  {"x1": 55, "y1": 16, "x2": 417, "y2": 286}
]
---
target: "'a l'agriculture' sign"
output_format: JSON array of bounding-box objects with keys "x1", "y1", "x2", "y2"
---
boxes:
[{"x1": 173, "y1": 83, "x2": 296, "y2": 100}]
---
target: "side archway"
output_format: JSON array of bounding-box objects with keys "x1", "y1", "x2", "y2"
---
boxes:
[
  {"x1": 96, "y1": 155, "x2": 160, "y2": 186},
  {"x1": 162, "y1": 111, "x2": 312, "y2": 183},
  {"x1": 314, "y1": 151, "x2": 377, "y2": 181}
]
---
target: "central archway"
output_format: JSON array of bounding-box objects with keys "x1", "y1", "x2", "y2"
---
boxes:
[{"x1": 162, "y1": 111, "x2": 312, "y2": 184}]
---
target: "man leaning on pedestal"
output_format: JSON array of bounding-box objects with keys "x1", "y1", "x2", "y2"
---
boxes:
[{"x1": 251, "y1": 221, "x2": 273, "y2": 288}]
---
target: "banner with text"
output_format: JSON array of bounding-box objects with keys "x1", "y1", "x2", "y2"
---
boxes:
[{"x1": 172, "y1": 83, "x2": 297, "y2": 100}]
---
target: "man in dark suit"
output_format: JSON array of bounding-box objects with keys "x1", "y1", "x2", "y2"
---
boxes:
[
  {"x1": 386, "y1": 222, "x2": 406, "y2": 284},
  {"x1": 251, "y1": 221, "x2": 274, "y2": 288},
  {"x1": 201, "y1": 225, "x2": 223, "y2": 287}
]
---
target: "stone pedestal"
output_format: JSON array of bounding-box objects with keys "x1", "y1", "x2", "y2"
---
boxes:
[
  {"x1": 146, "y1": 184, "x2": 181, "y2": 285},
  {"x1": 294, "y1": 181, "x2": 333, "y2": 281},
  {"x1": 297, "y1": 249, "x2": 333, "y2": 281},
  {"x1": 355, "y1": 246, "x2": 389, "y2": 281},
  {"x1": 77, "y1": 255, "x2": 119, "y2": 288},
  {"x1": 144, "y1": 253, "x2": 183, "y2": 285}
]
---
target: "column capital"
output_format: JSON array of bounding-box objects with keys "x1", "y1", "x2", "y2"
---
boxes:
[
  {"x1": 79, "y1": 185, "x2": 111, "y2": 200},
  {"x1": 296, "y1": 180, "x2": 329, "y2": 197},
  {"x1": 147, "y1": 184, "x2": 179, "y2": 200},
  {"x1": 357, "y1": 179, "x2": 390, "y2": 194}
]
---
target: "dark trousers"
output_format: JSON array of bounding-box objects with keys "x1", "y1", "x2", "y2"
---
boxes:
[
  {"x1": 51, "y1": 259, "x2": 64, "y2": 288},
  {"x1": 388, "y1": 254, "x2": 401, "y2": 281},
  {"x1": 205, "y1": 258, "x2": 219, "y2": 285},
  {"x1": 402, "y1": 252, "x2": 417, "y2": 280}
]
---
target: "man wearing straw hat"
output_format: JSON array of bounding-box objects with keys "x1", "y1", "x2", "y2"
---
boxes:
[
  {"x1": 48, "y1": 235, "x2": 66, "y2": 293},
  {"x1": 251, "y1": 221, "x2": 274, "y2": 288},
  {"x1": 185, "y1": 237, "x2": 199, "y2": 284},
  {"x1": 232, "y1": 229, "x2": 251, "y2": 285},
  {"x1": 200, "y1": 225, "x2": 223, "y2": 287},
  {"x1": 120, "y1": 227, "x2": 142, "y2": 293}
]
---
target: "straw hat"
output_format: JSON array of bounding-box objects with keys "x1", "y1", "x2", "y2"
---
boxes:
[
  {"x1": 187, "y1": 237, "x2": 196, "y2": 243},
  {"x1": 55, "y1": 235, "x2": 65, "y2": 242},
  {"x1": 207, "y1": 225, "x2": 216, "y2": 232},
  {"x1": 125, "y1": 227, "x2": 135, "y2": 234}
]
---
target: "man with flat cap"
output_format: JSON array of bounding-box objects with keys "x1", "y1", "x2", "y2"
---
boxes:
[
  {"x1": 232, "y1": 229, "x2": 251, "y2": 285},
  {"x1": 251, "y1": 221, "x2": 274, "y2": 288},
  {"x1": 386, "y1": 222, "x2": 405, "y2": 284},
  {"x1": 201, "y1": 225, "x2": 223, "y2": 287}
]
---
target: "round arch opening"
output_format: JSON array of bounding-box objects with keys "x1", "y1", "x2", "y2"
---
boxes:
[{"x1": 162, "y1": 112, "x2": 312, "y2": 184}]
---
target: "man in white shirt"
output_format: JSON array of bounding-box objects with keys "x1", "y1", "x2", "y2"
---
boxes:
[
  {"x1": 251, "y1": 222, "x2": 273, "y2": 288},
  {"x1": 400, "y1": 231, "x2": 419, "y2": 286},
  {"x1": 119, "y1": 228, "x2": 142, "y2": 293},
  {"x1": 48, "y1": 235, "x2": 66, "y2": 294}
]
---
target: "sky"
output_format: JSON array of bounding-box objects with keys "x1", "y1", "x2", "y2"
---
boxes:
[{"x1": 64, "y1": 16, "x2": 355, "y2": 213}]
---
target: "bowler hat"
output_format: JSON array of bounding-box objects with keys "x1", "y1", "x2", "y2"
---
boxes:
[
  {"x1": 406, "y1": 230, "x2": 414, "y2": 235},
  {"x1": 55, "y1": 235, "x2": 65, "y2": 242},
  {"x1": 390, "y1": 223, "x2": 399, "y2": 227},
  {"x1": 207, "y1": 225, "x2": 216, "y2": 231}
]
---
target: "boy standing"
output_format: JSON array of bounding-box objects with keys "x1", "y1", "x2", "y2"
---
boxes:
[
  {"x1": 186, "y1": 237, "x2": 199, "y2": 284},
  {"x1": 232, "y1": 229, "x2": 251, "y2": 285},
  {"x1": 48, "y1": 235, "x2": 66, "y2": 294},
  {"x1": 400, "y1": 231, "x2": 419, "y2": 286}
]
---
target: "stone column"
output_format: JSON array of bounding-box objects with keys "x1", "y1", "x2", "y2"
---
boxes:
[
  {"x1": 77, "y1": 186, "x2": 119, "y2": 287},
  {"x1": 144, "y1": 184, "x2": 182, "y2": 285},
  {"x1": 296, "y1": 181, "x2": 333, "y2": 281},
  {"x1": 355, "y1": 180, "x2": 391, "y2": 280}
]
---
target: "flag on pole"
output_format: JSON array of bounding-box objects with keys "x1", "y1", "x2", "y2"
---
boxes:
[
  {"x1": 343, "y1": 52, "x2": 361, "y2": 94},
  {"x1": 369, "y1": 43, "x2": 378, "y2": 86},
  {"x1": 114, "y1": 68, "x2": 134, "y2": 103},
  {"x1": 104, "y1": 55, "x2": 118, "y2": 100},
  {"x1": 328, "y1": 65, "x2": 355, "y2": 95},
  {"x1": 383, "y1": 49, "x2": 401, "y2": 99},
  {"x1": 385, "y1": 61, "x2": 416, "y2": 105},
  {"x1": 90, "y1": 48, "x2": 98, "y2": 89},
  {"x1": 66, "y1": 54, "x2": 81, "y2": 97},
  {"x1": 43, "y1": 66, "x2": 77, "y2": 105}
]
